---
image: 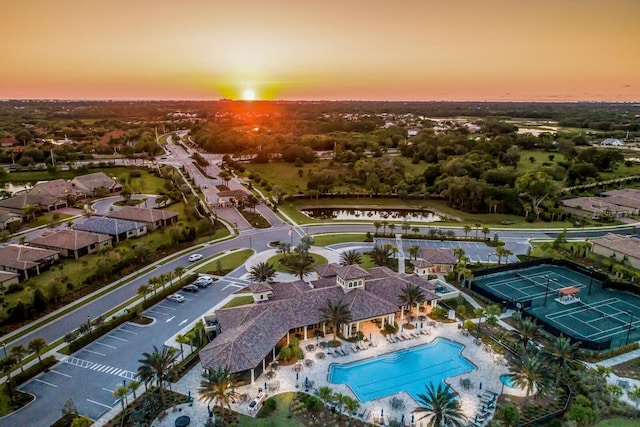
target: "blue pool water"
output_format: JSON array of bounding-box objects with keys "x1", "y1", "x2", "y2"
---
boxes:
[
  {"x1": 500, "y1": 374, "x2": 516, "y2": 388},
  {"x1": 328, "y1": 338, "x2": 475, "y2": 402}
]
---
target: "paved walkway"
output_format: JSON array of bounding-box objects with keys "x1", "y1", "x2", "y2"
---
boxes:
[{"x1": 167, "y1": 321, "x2": 509, "y2": 426}]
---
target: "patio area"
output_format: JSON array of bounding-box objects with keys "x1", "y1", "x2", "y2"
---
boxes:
[{"x1": 169, "y1": 320, "x2": 510, "y2": 426}]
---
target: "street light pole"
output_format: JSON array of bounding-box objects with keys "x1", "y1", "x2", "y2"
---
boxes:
[
  {"x1": 626, "y1": 310, "x2": 634, "y2": 346},
  {"x1": 588, "y1": 267, "x2": 594, "y2": 296},
  {"x1": 1, "y1": 342, "x2": 6, "y2": 359},
  {"x1": 543, "y1": 276, "x2": 552, "y2": 307}
]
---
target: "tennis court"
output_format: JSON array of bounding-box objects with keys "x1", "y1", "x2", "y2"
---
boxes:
[{"x1": 472, "y1": 263, "x2": 640, "y2": 350}]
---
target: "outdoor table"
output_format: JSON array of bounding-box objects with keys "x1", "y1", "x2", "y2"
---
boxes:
[
  {"x1": 315, "y1": 352, "x2": 325, "y2": 359},
  {"x1": 175, "y1": 415, "x2": 190, "y2": 427},
  {"x1": 319, "y1": 341, "x2": 327, "y2": 349}
]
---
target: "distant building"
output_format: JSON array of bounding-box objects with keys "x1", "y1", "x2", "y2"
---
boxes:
[
  {"x1": 0, "y1": 244, "x2": 59, "y2": 280},
  {"x1": 562, "y1": 197, "x2": 635, "y2": 219},
  {"x1": 28, "y1": 229, "x2": 112, "y2": 259},
  {"x1": 105, "y1": 207, "x2": 178, "y2": 230},
  {"x1": 415, "y1": 248, "x2": 457, "y2": 276},
  {"x1": 591, "y1": 234, "x2": 640, "y2": 270},
  {"x1": 0, "y1": 208, "x2": 22, "y2": 230},
  {"x1": 0, "y1": 179, "x2": 81, "y2": 214},
  {"x1": 71, "y1": 172, "x2": 122, "y2": 196},
  {"x1": 73, "y1": 217, "x2": 148, "y2": 243},
  {"x1": 601, "y1": 138, "x2": 625, "y2": 147}
]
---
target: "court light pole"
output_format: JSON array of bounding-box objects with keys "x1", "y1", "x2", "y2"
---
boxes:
[
  {"x1": 1, "y1": 341, "x2": 6, "y2": 359},
  {"x1": 543, "y1": 276, "x2": 554, "y2": 307},
  {"x1": 588, "y1": 266, "x2": 594, "y2": 296},
  {"x1": 626, "y1": 310, "x2": 634, "y2": 346}
]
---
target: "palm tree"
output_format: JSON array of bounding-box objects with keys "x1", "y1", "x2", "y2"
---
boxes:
[
  {"x1": 319, "y1": 299, "x2": 353, "y2": 343},
  {"x1": 452, "y1": 247, "x2": 466, "y2": 263},
  {"x1": 381, "y1": 220, "x2": 388, "y2": 235},
  {"x1": 370, "y1": 245, "x2": 391, "y2": 267},
  {"x1": 28, "y1": 338, "x2": 47, "y2": 365},
  {"x1": 198, "y1": 367, "x2": 239, "y2": 423},
  {"x1": 474, "y1": 223, "x2": 481, "y2": 240},
  {"x1": 545, "y1": 335, "x2": 581, "y2": 386},
  {"x1": 412, "y1": 226, "x2": 420, "y2": 235},
  {"x1": 248, "y1": 261, "x2": 277, "y2": 282},
  {"x1": 413, "y1": 383, "x2": 466, "y2": 427},
  {"x1": 495, "y1": 246, "x2": 508, "y2": 265},
  {"x1": 174, "y1": 266, "x2": 186, "y2": 284},
  {"x1": 286, "y1": 254, "x2": 314, "y2": 280},
  {"x1": 113, "y1": 385, "x2": 129, "y2": 412},
  {"x1": 512, "y1": 317, "x2": 540, "y2": 350},
  {"x1": 401, "y1": 221, "x2": 410, "y2": 235},
  {"x1": 175, "y1": 334, "x2": 190, "y2": 361},
  {"x1": 398, "y1": 283, "x2": 425, "y2": 320},
  {"x1": 463, "y1": 225, "x2": 471, "y2": 239},
  {"x1": 317, "y1": 386, "x2": 333, "y2": 402},
  {"x1": 482, "y1": 226, "x2": 490, "y2": 240},
  {"x1": 509, "y1": 353, "x2": 547, "y2": 405},
  {"x1": 389, "y1": 223, "x2": 396, "y2": 235},
  {"x1": 340, "y1": 250, "x2": 362, "y2": 266},
  {"x1": 10, "y1": 344, "x2": 27, "y2": 373},
  {"x1": 127, "y1": 380, "x2": 140, "y2": 401},
  {"x1": 137, "y1": 284, "x2": 151, "y2": 301},
  {"x1": 137, "y1": 345, "x2": 178, "y2": 405},
  {"x1": 373, "y1": 221, "x2": 382, "y2": 235},
  {"x1": 23, "y1": 204, "x2": 38, "y2": 222},
  {"x1": 408, "y1": 245, "x2": 421, "y2": 260}
]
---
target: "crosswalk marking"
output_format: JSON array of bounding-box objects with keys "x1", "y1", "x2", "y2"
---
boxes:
[{"x1": 62, "y1": 356, "x2": 139, "y2": 381}]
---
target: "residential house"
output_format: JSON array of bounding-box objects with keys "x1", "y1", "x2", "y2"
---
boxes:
[
  {"x1": 216, "y1": 189, "x2": 249, "y2": 208},
  {"x1": 591, "y1": 233, "x2": 640, "y2": 270},
  {"x1": 71, "y1": 172, "x2": 122, "y2": 196},
  {"x1": 415, "y1": 248, "x2": 458, "y2": 276},
  {"x1": 105, "y1": 207, "x2": 178, "y2": 230},
  {"x1": 28, "y1": 229, "x2": 112, "y2": 259},
  {"x1": 0, "y1": 271, "x2": 19, "y2": 292},
  {"x1": 199, "y1": 265, "x2": 439, "y2": 383},
  {"x1": 0, "y1": 179, "x2": 81, "y2": 215},
  {"x1": 0, "y1": 244, "x2": 59, "y2": 280},
  {"x1": 561, "y1": 197, "x2": 634, "y2": 219},
  {"x1": 72, "y1": 217, "x2": 148, "y2": 243},
  {"x1": 0, "y1": 208, "x2": 22, "y2": 230}
]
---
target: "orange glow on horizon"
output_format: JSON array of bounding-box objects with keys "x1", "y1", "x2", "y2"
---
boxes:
[{"x1": 1, "y1": 0, "x2": 639, "y2": 101}]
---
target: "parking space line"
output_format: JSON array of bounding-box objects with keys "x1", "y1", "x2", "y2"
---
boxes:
[
  {"x1": 35, "y1": 378, "x2": 57, "y2": 388},
  {"x1": 82, "y1": 349, "x2": 106, "y2": 356},
  {"x1": 49, "y1": 369, "x2": 72, "y2": 378},
  {"x1": 87, "y1": 398, "x2": 112, "y2": 409},
  {"x1": 119, "y1": 328, "x2": 139, "y2": 335},
  {"x1": 145, "y1": 309, "x2": 168, "y2": 316},
  {"x1": 94, "y1": 342, "x2": 117, "y2": 349},
  {"x1": 102, "y1": 387, "x2": 114, "y2": 393},
  {"x1": 107, "y1": 335, "x2": 128, "y2": 342}
]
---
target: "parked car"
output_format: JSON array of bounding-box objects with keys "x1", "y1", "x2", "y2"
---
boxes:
[
  {"x1": 182, "y1": 284, "x2": 199, "y2": 293},
  {"x1": 188, "y1": 253, "x2": 203, "y2": 262},
  {"x1": 167, "y1": 294, "x2": 185, "y2": 303},
  {"x1": 194, "y1": 276, "x2": 214, "y2": 288}
]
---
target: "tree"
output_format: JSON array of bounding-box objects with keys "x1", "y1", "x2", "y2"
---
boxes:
[
  {"x1": 70, "y1": 416, "x2": 93, "y2": 427},
  {"x1": 33, "y1": 288, "x2": 48, "y2": 313},
  {"x1": 137, "y1": 284, "x2": 151, "y2": 301},
  {"x1": 317, "y1": 386, "x2": 333, "y2": 402},
  {"x1": 388, "y1": 223, "x2": 396, "y2": 235},
  {"x1": 175, "y1": 334, "x2": 190, "y2": 361},
  {"x1": 137, "y1": 345, "x2": 178, "y2": 406},
  {"x1": 509, "y1": 353, "x2": 547, "y2": 405},
  {"x1": 495, "y1": 246, "x2": 509, "y2": 265},
  {"x1": 512, "y1": 316, "x2": 540, "y2": 350},
  {"x1": 0, "y1": 356, "x2": 16, "y2": 403},
  {"x1": 373, "y1": 221, "x2": 381, "y2": 235},
  {"x1": 127, "y1": 380, "x2": 140, "y2": 401},
  {"x1": 286, "y1": 254, "x2": 314, "y2": 281},
  {"x1": 515, "y1": 171, "x2": 560, "y2": 219},
  {"x1": 28, "y1": 337, "x2": 47, "y2": 364},
  {"x1": 23, "y1": 204, "x2": 38, "y2": 222},
  {"x1": 10, "y1": 344, "x2": 27, "y2": 373},
  {"x1": 482, "y1": 226, "x2": 490, "y2": 240},
  {"x1": 198, "y1": 367, "x2": 239, "y2": 423},
  {"x1": 370, "y1": 245, "x2": 392, "y2": 267},
  {"x1": 401, "y1": 221, "x2": 410, "y2": 235},
  {"x1": 113, "y1": 385, "x2": 129, "y2": 412},
  {"x1": 545, "y1": 334, "x2": 581, "y2": 386},
  {"x1": 463, "y1": 225, "x2": 471, "y2": 239},
  {"x1": 398, "y1": 283, "x2": 425, "y2": 320},
  {"x1": 474, "y1": 223, "x2": 481, "y2": 240},
  {"x1": 413, "y1": 383, "x2": 466, "y2": 427},
  {"x1": 495, "y1": 402, "x2": 520, "y2": 427},
  {"x1": 340, "y1": 249, "x2": 362, "y2": 266},
  {"x1": 60, "y1": 399, "x2": 79, "y2": 426},
  {"x1": 248, "y1": 261, "x2": 277, "y2": 283},
  {"x1": 319, "y1": 299, "x2": 352, "y2": 343},
  {"x1": 174, "y1": 266, "x2": 186, "y2": 284},
  {"x1": 408, "y1": 245, "x2": 421, "y2": 260}
]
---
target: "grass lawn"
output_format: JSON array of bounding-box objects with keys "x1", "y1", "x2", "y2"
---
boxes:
[
  {"x1": 267, "y1": 253, "x2": 328, "y2": 273},
  {"x1": 196, "y1": 249, "x2": 253, "y2": 274},
  {"x1": 221, "y1": 295, "x2": 254, "y2": 308},
  {"x1": 516, "y1": 150, "x2": 566, "y2": 173},
  {"x1": 237, "y1": 392, "x2": 303, "y2": 426},
  {"x1": 23, "y1": 212, "x2": 73, "y2": 229},
  {"x1": 593, "y1": 418, "x2": 640, "y2": 427},
  {"x1": 313, "y1": 233, "x2": 368, "y2": 246},
  {"x1": 244, "y1": 161, "x2": 333, "y2": 196},
  {"x1": 359, "y1": 253, "x2": 378, "y2": 269}
]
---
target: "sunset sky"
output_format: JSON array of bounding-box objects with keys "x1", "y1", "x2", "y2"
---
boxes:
[{"x1": 1, "y1": 0, "x2": 639, "y2": 101}]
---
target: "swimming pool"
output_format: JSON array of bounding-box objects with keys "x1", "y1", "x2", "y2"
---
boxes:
[{"x1": 328, "y1": 338, "x2": 475, "y2": 402}]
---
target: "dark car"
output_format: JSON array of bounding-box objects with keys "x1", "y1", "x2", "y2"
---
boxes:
[{"x1": 182, "y1": 284, "x2": 199, "y2": 293}]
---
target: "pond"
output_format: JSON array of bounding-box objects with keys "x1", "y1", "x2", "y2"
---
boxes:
[{"x1": 300, "y1": 207, "x2": 442, "y2": 222}]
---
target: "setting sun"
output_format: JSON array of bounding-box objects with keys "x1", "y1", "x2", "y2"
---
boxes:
[{"x1": 242, "y1": 89, "x2": 256, "y2": 101}]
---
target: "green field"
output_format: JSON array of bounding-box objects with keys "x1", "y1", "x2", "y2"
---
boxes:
[
  {"x1": 196, "y1": 249, "x2": 253, "y2": 274},
  {"x1": 312, "y1": 233, "x2": 368, "y2": 246},
  {"x1": 593, "y1": 418, "x2": 640, "y2": 427},
  {"x1": 516, "y1": 150, "x2": 566, "y2": 173}
]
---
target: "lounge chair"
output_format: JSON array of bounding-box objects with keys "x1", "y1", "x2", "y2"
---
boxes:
[
  {"x1": 388, "y1": 335, "x2": 395, "y2": 343},
  {"x1": 352, "y1": 345, "x2": 359, "y2": 352},
  {"x1": 342, "y1": 348, "x2": 349, "y2": 356}
]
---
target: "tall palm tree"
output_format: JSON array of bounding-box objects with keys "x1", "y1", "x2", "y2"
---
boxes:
[
  {"x1": 495, "y1": 246, "x2": 508, "y2": 265},
  {"x1": 389, "y1": 224, "x2": 396, "y2": 235},
  {"x1": 28, "y1": 337, "x2": 47, "y2": 365},
  {"x1": 137, "y1": 284, "x2": 151, "y2": 301},
  {"x1": 398, "y1": 283, "x2": 425, "y2": 320},
  {"x1": 370, "y1": 245, "x2": 391, "y2": 267},
  {"x1": 512, "y1": 317, "x2": 540, "y2": 350},
  {"x1": 198, "y1": 367, "x2": 239, "y2": 423},
  {"x1": 408, "y1": 245, "x2": 421, "y2": 260},
  {"x1": 545, "y1": 335, "x2": 581, "y2": 386},
  {"x1": 381, "y1": 220, "x2": 388, "y2": 235},
  {"x1": 248, "y1": 261, "x2": 277, "y2": 282},
  {"x1": 373, "y1": 221, "x2": 382, "y2": 235},
  {"x1": 509, "y1": 353, "x2": 547, "y2": 405},
  {"x1": 127, "y1": 380, "x2": 140, "y2": 400},
  {"x1": 319, "y1": 299, "x2": 353, "y2": 343},
  {"x1": 340, "y1": 250, "x2": 362, "y2": 266},
  {"x1": 137, "y1": 345, "x2": 178, "y2": 405},
  {"x1": 463, "y1": 225, "x2": 471, "y2": 239},
  {"x1": 113, "y1": 385, "x2": 129, "y2": 412},
  {"x1": 413, "y1": 383, "x2": 466, "y2": 427},
  {"x1": 401, "y1": 221, "x2": 411, "y2": 235},
  {"x1": 174, "y1": 266, "x2": 186, "y2": 284},
  {"x1": 175, "y1": 334, "x2": 190, "y2": 361},
  {"x1": 10, "y1": 344, "x2": 27, "y2": 373},
  {"x1": 452, "y1": 248, "x2": 466, "y2": 263},
  {"x1": 286, "y1": 254, "x2": 314, "y2": 280},
  {"x1": 474, "y1": 223, "x2": 481, "y2": 240},
  {"x1": 482, "y1": 226, "x2": 491, "y2": 240}
]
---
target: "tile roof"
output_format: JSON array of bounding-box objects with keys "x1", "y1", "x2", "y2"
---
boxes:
[
  {"x1": 72, "y1": 216, "x2": 145, "y2": 235},
  {"x1": 106, "y1": 207, "x2": 178, "y2": 224},
  {"x1": 562, "y1": 197, "x2": 632, "y2": 214},
  {"x1": 71, "y1": 172, "x2": 119, "y2": 193},
  {"x1": 0, "y1": 271, "x2": 19, "y2": 283},
  {"x1": 600, "y1": 195, "x2": 640, "y2": 209},
  {"x1": 28, "y1": 229, "x2": 111, "y2": 251},
  {"x1": 248, "y1": 282, "x2": 273, "y2": 293},
  {"x1": 600, "y1": 189, "x2": 640, "y2": 199},
  {"x1": 29, "y1": 179, "x2": 78, "y2": 200},
  {"x1": 314, "y1": 263, "x2": 339, "y2": 278},
  {"x1": 201, "y1": 266, "x2": 439, "y2": 374},
  {"x1": 0, "y1": 244, "x2": 59, "y2": 270},
  {"x1": 334, "y1": 264, "x2": 371, "y2": 280},
  {"x1": 592, "y1": 233, "x2": 640, "y2": 259},
  {"x1": 0, "y1": 208, "x2": 21, "y2": 223},
  {"x1": 218, "y1": 189, "x2": 248, "y2": 198},
  {"x1": 419, "y1": 248, "x2": 457, "y2": 265}
]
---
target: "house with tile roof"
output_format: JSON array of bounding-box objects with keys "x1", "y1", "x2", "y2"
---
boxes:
[
  {"x1": 71, "y1": 172, "x2": 122, "y2": 196},
  {"x1": 591, "y1": 233, "x2": 640, "y2": 270},
  {"x1": 200, "y1": 265, "x2": 439, "y2": 383},
  {"x1": 72, "y1": 217, "x2": 148, "y2": 243},
  {"x1": 0, "y1": 208, "x2": 22, "y2": 230},
  {"x1": 0, "y1": 271, "x2": 19, "y2": 291},
  {"x1": 562, "y1": 197, "x2": 634, "y2": 219},
  {"x1": 28, "y1": 229, "x2": 112, "y2": 259},
  {"x1": 0, "y1": 179, "x2": 83, "y2": 215},
  {"x1": 415, "y1": 248, "x2": 458, "y2": 276},
  {"x1": 0, "y1": 244, "x2": 59, "y2": 280},
  {"x1": 105, "y1": 207, "x2": 178, "y2": 230}
]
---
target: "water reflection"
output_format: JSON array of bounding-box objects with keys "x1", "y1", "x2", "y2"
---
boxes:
[{"x1": 301, "y1": 208, "x2": 441, "y2": 222}]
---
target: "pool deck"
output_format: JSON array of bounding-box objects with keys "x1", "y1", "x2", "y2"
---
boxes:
[{"x1": 162, "y1": 321, "x2": 509, "y2": 426}]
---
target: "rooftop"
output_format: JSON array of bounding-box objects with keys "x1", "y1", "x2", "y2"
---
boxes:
[{"x1": 28, "y1": 229, "x2": 111, "y2": 251}]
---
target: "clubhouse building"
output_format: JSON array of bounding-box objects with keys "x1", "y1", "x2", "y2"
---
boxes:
[{"x1": 199, "y1": 264, "x2": 440, "y2": 384}]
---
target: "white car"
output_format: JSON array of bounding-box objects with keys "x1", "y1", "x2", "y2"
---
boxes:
[
  {"x1": 188, "y1": 253, "x2": 203, "y2": 262},
  {"x1": 166, "y1": 294, "x2": 185, "y2": 303},
  {"x1": 194, "y1": 276, "x2": 214, "y2": 288}
]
